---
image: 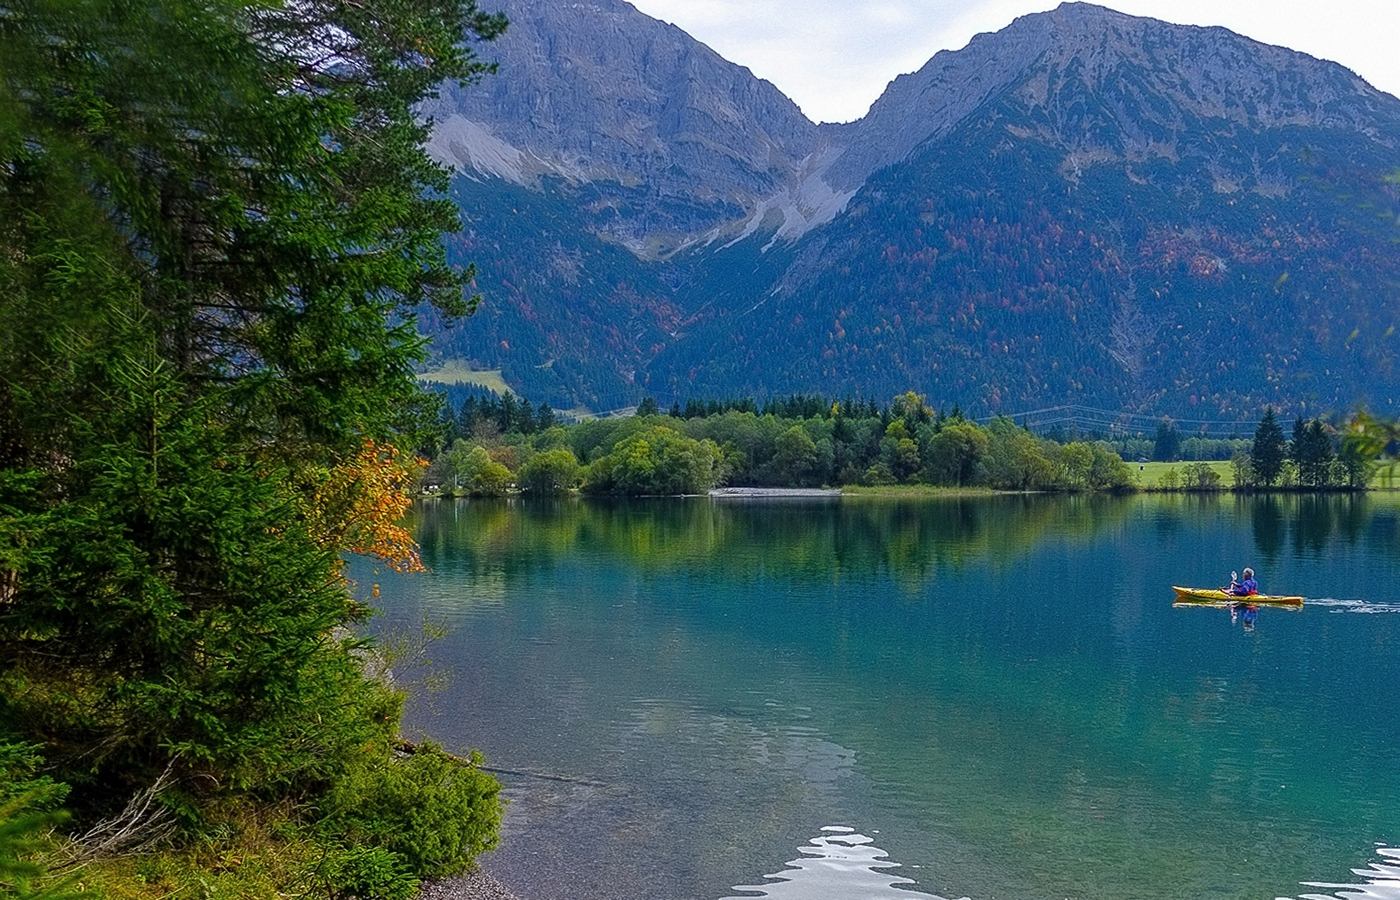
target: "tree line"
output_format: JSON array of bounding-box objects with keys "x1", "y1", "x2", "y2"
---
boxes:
[
  {"x1": 446, "y1": 389, "x2": 561, "y2": 439},
  {"x1": 425, "y1": 394, "x2": 1399, "y2": 498},
  {"x1": 1238, "y1": 407, "x2": 1384, "y2": 490},
  {"x1": 424, "y1": 391, "x2": 1137, "y2": 495}
]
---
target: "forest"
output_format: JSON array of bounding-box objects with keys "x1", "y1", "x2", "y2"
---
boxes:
[
  {"x1": 1, "y1": 0, "x2": 507, "y2": 897},
  {"x1": 422, "y1": 392, "x2": 1395, "y2": 496}
]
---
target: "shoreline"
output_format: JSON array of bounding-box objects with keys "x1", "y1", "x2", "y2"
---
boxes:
[{"x1": 707, "y1": 486, "x2": 842, "y2": 498}]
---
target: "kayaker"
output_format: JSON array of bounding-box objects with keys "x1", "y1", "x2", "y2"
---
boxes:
[{"x1": 1227, "y1": 567, "x2": 1258, "y2": 597}]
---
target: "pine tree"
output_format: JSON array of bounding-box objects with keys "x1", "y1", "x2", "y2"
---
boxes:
[
  {"x1": 0, "y1": 0, "x2": 506, "y2": 881},
  {"x1": 1299, "y1": 420, "x2": 1336, "y2": 487},
  {"x1": 1291, "y1": 416, "x2": 1308, "y2": 466},
  {"x1": 1251, "y1": 407, "x2": 1287, "y2": 486},
  {"x1": 1153, "y1": 419, "x2": 1181, "y2": 462}
]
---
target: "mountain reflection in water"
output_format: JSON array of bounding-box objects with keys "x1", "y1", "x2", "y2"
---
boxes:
[
  {"x1": 1297, "y1": 847, "x2": 1400, "y2": 900},
  {"x1": 723, "y1": 826, "x2": 954, "y2": 900}
]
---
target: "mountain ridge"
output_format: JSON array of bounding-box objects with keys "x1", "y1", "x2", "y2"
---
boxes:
[{"x1": 425, "y1": 0, "x2": 1400, "y2": 419}]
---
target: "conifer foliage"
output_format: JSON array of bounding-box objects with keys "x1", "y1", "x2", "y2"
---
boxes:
[
  {"x1": 0, "y1": 0, "x2": 505, "y2": 892},
  {"x1": 1250, "y1": 407, "x2": 1287, "y2": 486}
]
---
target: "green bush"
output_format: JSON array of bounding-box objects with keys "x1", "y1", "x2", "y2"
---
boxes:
[
  {"x1": 1183, "y1": 462, "x2": 1223, "y2": 491},
  {"x1": 321, "y1": 743, "x2": 501, "y2": 880},
  {"x1": 583, "y1": 427, "x2": 725, "y2": 495},
  {"x1": 518, "y1": 448, "x2": 582, "y2": 494},
  {"x1": 315, "y1": 845, "x2": 419, "y2": 900},
  {"x1": 0, "y1": 743, "x2": 78, "y2": 900},
  {"x1": 443, "y1": 443, "x2": 514, "y2": 496}
]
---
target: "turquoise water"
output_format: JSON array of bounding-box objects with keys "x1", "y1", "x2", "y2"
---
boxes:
[{"x1": 364, "y1": 494, "x2": 1400, "y2": 900}]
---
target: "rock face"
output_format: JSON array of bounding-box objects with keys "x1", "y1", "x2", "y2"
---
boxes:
[
  {"x1": 423, "y1": 0, "x2": 821, "y2": 253},
  {"x1": 823, "y1": 3, "x2": 1398, "y2": 191},
  {"x1": 428, "y1": 1, "x2": 1400, "y2": 418}
]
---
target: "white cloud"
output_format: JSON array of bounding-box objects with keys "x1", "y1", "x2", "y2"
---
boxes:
[{"x1": 627, "y1": 0, "x2": 1400, "y2": 123}]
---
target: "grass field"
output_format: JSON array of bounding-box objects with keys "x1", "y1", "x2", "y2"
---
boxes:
[
  {"x1": 1133, "y1": 460, "x2": 1238, "y2": 489},
  {"x1": 417, "y1": 359, "x2": 512, "y2": 395},
  {"x1": 1135, "y1": 459, "x2": 1400, "y2": 489}
]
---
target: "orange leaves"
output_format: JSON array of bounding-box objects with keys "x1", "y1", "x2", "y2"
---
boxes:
[{"x1": 303, "y1": 439, "x2": 425, "y2": 573}]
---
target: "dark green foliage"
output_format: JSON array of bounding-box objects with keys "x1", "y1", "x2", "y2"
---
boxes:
[
  {"x1": 1291, "y1": 417, "x2": 1308, "y2": 467},
  {"x1": 478, "y1": 393, "x2": 1138, "y2": 492},
  {"x1": 925, "y1": 423, "x2": 988, "y2": 486},
  {"x1": 1153, "y1": 419, "x2": 1182, "y2": 462},
  {"x1": 583, "y1": 428, "x2": 726, "y2": 495},
  {"x1": 1251, "y1": 407, "x2": 1287, "y2": 486},
  {"x1": 1182, "y1": 462, "x2": 1224, "y2": 491},
  {"x1": 1343, "y1": 412, "x2": 1400, "y2": 487},
  {"x1": 313, "y1": 845, "x2": 419, "y2": 900},
  {"x1": 454, "y1": 391, "x2": 556, "y2": 437},
  {"x1": 770, "y1": 425, "x2": 820, "y2": 485},
  {"x1": 0, "y1": 744, "x2": 78, "y2": 900},
  {"x1": 426, "y1": 442, "x2": 513, "y2": 496},
  {"x1": 320, "y1": 743, "x2": 500, "y2": 882},
  {"x1": 2, "y1": 362, "x2": 364, "y2": 800},
  {"x1": 0, "y1": 744, "x2": 68, "y2": 811},
  {"x1": 517, "y1": 448, "x2": 583, "y2": 494},
  {"x1": 1, "y1": 0, "x2": 506, "y2": 453},
  {"x1": 0, "y1": 798, "x2": 81, "y2": 900},
  {"x1": 1296, "y1": 420, "x2": 1338, "y2": 488},
  {"x1": 1336, "y1": 439, "x2": 1376, "y2": 490},
  {"x1": 0, "y1": 0, "x2": 506, "y2": 890}
]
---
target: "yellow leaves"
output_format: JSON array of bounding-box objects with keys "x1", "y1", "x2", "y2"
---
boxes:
[{"x1": 302, "y1": 439, "x2": 425, "y2": 573}]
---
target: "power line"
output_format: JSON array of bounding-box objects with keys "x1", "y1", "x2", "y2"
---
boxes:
[{"x1": 982, "y1": 405, "x2": 1252, "y2": 437}]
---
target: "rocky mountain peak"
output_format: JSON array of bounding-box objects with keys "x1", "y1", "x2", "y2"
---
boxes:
[
  {"x1": 422, "y1": 0, "x2": 820, "y2": 253},
  {"x1": 428, "y1": 0, "x2": 1398, "y2": 255},
  {"x1": 428, "y1": 1, "x2": 1400, "y2": 418},
  {"x1": 821, "y1": 2, "x2": 1397, "y2": 191}
]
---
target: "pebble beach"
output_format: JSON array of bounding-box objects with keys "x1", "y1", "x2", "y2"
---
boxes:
[{"x1": 419, "y1": 870, "x2": 522, "y2": 900}]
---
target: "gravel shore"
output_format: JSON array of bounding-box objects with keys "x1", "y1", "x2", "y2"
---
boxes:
[
  {"x1": 709, "y1": 486, "x2": 842, "y2": 497},
  {"x1": 418, "y1": 870, "x2": 522, "y2": 900}
]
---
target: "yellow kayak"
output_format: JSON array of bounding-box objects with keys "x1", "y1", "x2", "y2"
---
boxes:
[{"x1": 1172, "y1": 586, "x2": 1304, "y2": 607}]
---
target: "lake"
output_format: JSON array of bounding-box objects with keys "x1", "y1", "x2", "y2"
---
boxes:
[{"x1": 363, "y1": 494, "x2": 1400, "y2": 900}]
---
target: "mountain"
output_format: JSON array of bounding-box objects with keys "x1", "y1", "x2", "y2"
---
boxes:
[
  {"x1": 421, "y1": 0, "x2": 828, "y2": 252},
  {"x1": 424, "y1": 1, "x2": 1400, "y2": 420}
]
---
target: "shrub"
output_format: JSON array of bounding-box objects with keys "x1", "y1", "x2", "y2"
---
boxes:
[
  {"x1": 320, "y1": 743, "x2": 501, "y2": 880},
  {"x1": 315, "y1": 845, "x2": 419, "y2": 900},
  {"x1": 583, "y1": 427, "x2": 725, "y2": 495},
  {"x1": 1183, "y1": 462, "x2": 1222, "y2": 491},
  {"x1": 0, "y1": 743, "x2": 76, "y2": 900},
  {"x1": 444, "y1": 443, "x2": 513, "y2": 496},
  {"x1": 517, "y1": 449, "x2": 583, "y2": 494}
]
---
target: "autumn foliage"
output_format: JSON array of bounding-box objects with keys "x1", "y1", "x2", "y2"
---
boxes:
[{"x1": 305, "y1": 440, "x2": 427, "y2": 573}]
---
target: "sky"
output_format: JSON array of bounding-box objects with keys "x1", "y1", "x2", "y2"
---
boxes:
[{"x1": 626, "y1": 0, "x2": 1400, "y2": 124}]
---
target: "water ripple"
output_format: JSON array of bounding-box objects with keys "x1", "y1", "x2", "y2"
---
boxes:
[
  {"x1": 1295, "y1": 847, "x2": 1400, "y2": 900},
  {"x1": 1308, "y1": 598, "x2": 1400, "y2": 614},
  {"x1": 722, "y1": 826, "x2": 955, "y2": 900}
]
